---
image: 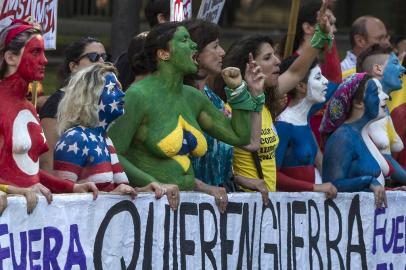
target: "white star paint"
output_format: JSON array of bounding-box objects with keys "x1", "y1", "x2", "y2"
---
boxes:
[
  {"x1": 67, "y1": 142, "x2": 79, "y2": 155},
  {"x1": 81, "y1": 132, "x2": 89, "y2": 142},
  {"x1": 99, "y1": 119, "x2": 107, "y2": 129},
  {"x1": 82, "y1": 146, "x2": 89, "y2": 156},
  {"x1": 98, "y1": 100, "x2": 105, "y2": 112},
  {"x1": 56, "y1": 141, "x2": 66, "y2": 151},
  {"x1": 104, "y1": 147, "x2": 109, "y2": 156},
  {"x1": 66, "y1": 129, "x2": 76, "y2": 137},
  {"x1": 110, "y1": 100, "x2": 119, "y2": 112},
  {"x1": 95, "y1": 146, "x2": 102, "y2": 156},
  {"x1": 105, "y1": 81, "x2": 115, "y2": 92},
  {"x1": 89, "y1": 133, "x2": 98, "y2": 142}
]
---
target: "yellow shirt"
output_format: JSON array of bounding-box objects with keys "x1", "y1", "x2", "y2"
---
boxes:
[
  {"x1": 233, "y1": 107, "x2": 279, "y2": 192},
  {"x1": 387, "y1": 76, "x2": 406, "y2": 112}
]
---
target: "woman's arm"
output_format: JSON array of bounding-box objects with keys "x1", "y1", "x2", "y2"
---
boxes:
[
  {"x1": 234, "y1": 175, "x2": 269, "y2": 205},
  {"x1": 40, "y1": 117, "x2": 59, "y2": 173},
  {"x1": 197, "y1": 68, "x2": 261, "y2": 147},
  {"x1": 278, "y1": 1, "x2": 332, "y2": 95},
  {"x1": 322, "y1": 133, "x2": 380, "y2": 191},
  {"x1": 194, "y1": 179, "x2": 228, "y2": 213}
]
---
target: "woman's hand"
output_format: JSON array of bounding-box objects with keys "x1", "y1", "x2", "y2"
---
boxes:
[
  {"x1": 112, "y1": 184, "x2": 137, "y2": 199},
  {"x1": 369, "y1": 183, "x2": 388, "y2": 208},
  {"x1": 143, "y1": 182, "x2": 166, "y2": 199},
  {"x1": 254, "y1": 179, "x2": 269, "y2": 206},
  {"x1": 317, "y1": 0, "x2": 332, "y2": 34},
  {"x1": 245, "y1": 53, "x2": 265, "y2": 97},
  {"x1": 222, "y1": 67, "x2": 242, "y2": 89},
  {"x1": 22, "y1": 188, "x2": 38, "y2": 214},
  {"x1": 313, "y1": 182, "x2": 337, "y2": 199},
  {"x1": 31, "y1": 183, "x2": 53, "y2": 204},
  {"x1": 72, "y1": 182, "x2": 99, "y2": 200},
  {"x1": 208, "y1": 186, "x2": 228, "y2": 214},
  {"x1": 161, "y1": 184, "x2": 179, "y2": 211}
]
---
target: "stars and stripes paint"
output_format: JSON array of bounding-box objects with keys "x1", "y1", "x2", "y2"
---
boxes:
[{"x1": 54, "y1": 126, "x2": 128, "y2": 189}]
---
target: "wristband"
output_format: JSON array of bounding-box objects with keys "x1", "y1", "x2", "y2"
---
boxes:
[
  {"x1": 311, "y1": 24, "x2": 333, "y2": 50},
  {"x1": 252, "y1": 93, "x2": 265, "y2": 112},
  {"x1": 0, "y1": 184, "x2": 8, "y2": 193},
  {"x1": 225, "y1": 81, "x2": 256, "y2": 111}
]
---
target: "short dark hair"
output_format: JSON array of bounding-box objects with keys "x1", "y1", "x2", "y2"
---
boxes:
[
  {"x1": 219, "y1": 35, "x2": 275, "y2": 107},
  {"x1": 144, "y1": 0, "x2": 170, "y2": 28},
  {"x1": 350, "y1": 16, "x2": 372, "y2": 49},
  {"x1": 356, "y1": 43, "x2": 393, "y2": 73}
]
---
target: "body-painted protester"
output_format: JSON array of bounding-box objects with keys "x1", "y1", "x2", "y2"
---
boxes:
[
  {"x1": 321, "y1": 74, "x2": 389, "y2": 208},
  {"x1": 0, "y1": 20, "x2": 98, "y2": 209},
  {"x1": 355, "y1": 45, "x2": 406, "y2": 185},
  {"x1": 54, "y1": 63, "x2": 175, "y2": 206},
  {"x1": 274, "y1": 56, "x2": 337, "y2": 198},
  {"x1": 108, "y1": 22, "x2": 264, "y2": 211},
  {"x1": 223, "y1": 1, "x2": 336, "y2": 200},
  {"x1": 40, "y1": 37, "x2": 107, "y2": 173},
  {"x1": 183, "y1": 19, "x2": 264, "y2": 210}
]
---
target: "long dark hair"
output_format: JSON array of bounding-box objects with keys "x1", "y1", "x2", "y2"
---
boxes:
[{"x1": 219, "y1": 35, "x2": 276, "y2": 113}]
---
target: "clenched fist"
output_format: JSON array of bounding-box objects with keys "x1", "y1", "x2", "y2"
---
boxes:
[{"x1": 222, "y1": 67, "x2": 242, "y2": 89}]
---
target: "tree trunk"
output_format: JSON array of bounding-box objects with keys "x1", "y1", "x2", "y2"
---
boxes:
[{"x1": 110, "y1": 0, "x2": 141, "y2": 62}]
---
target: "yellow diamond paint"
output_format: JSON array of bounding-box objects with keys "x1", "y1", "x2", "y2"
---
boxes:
[{"x1": 157, "y1": 115, "x2": 207, "y2": 172}]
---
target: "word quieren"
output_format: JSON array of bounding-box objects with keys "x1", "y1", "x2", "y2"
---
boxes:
[{"x1": 93, "y1": 195, "x2": 367, "y2": 269}]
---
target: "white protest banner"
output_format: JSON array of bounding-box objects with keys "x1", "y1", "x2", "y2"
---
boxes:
[
  {"x1": 0, "y1": 0, "x2": 58, "y2": 49},
  {"x1": 0, "y1": 192, "x2": 405, "y2": 269},
  {"x1": 170, "y1": 0, "x2": 192, "y2": 22},
  {"x1": 197, "y1": 0, "x2": 226, "y2": 24}
]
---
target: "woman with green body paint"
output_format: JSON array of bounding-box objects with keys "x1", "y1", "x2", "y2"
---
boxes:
[{"x1": 108, "y1": 22, "x2": 265, "y2": 211}]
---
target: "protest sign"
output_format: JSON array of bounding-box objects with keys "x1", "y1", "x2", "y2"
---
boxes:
[
  {"x1": 0, "y1": 0, "x2": 58, "y2": 49},
  {"x1": 197, "y1": 0, "x2": 226, "y2": 24},
  {"x1": 0, "y1": 192, "x2": 404, "y2": 269},
  {"x1": 170, "y1": 0, "x2": 192, "y2": 22}
]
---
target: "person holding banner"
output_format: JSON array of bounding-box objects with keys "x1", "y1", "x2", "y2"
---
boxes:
[
  {"x1": 53, "y1": 63, "x2": 177, "y2": 207},
  {"x1": 40, "y1": 36, "x2": 108, "y2": 174},
  {"x1": 108, "y1": 22, "x2": 264, "y2": 212},
  {"x1": 321, "y1": 74, "x2": 389, "y2": 208},
  {"x1": 223, "y1": 1, "x2": 336, "y2": 197},
  {"x1": 273, "y1": 57, "x2": 337, "y2": 196},
  {"x1": 0, "y1": 20, "x2": 98, "y2": 211}
]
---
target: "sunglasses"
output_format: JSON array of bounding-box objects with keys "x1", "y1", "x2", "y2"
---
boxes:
[{"x1": 77, "y1": 52, "x2": 109, "y2": 63}]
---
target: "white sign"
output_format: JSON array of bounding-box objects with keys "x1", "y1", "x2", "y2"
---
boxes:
[
  {"x1": 0, "y1": 192, "x2": 404, "y2": 269},
  {"x1": 170, "y1": 0, "x2": 192, "y2": 22},
  {"x1": 0, "y1": 0, "x2": 58, "y2": 49},
  {"x1": 197, "y1": 0, "x2": 226, "y2": 24}
]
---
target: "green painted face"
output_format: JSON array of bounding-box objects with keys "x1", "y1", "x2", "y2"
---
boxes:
[{"x1": 168, "y1": 26, "x2": 198, "y2": 74}]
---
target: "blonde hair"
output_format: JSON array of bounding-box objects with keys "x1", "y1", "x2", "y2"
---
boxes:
[{"x1": 57, "y1": 62, "x2": 118, "y2": 134}]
